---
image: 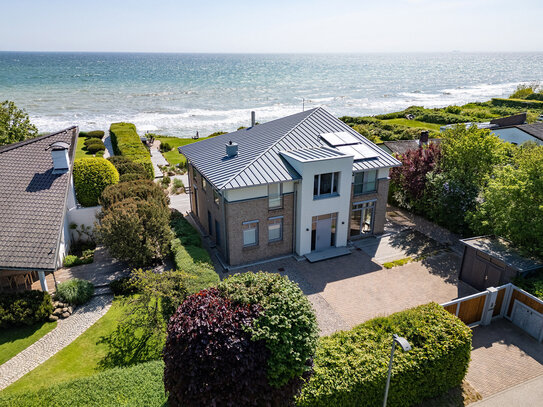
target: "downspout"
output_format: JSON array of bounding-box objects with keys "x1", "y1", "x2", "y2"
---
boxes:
[
  {"x1": 292, "y1": 181, "x2": 299, "y2": 255},
  {"x1": 221, "y1": 190, "x2": 229, "y2": 265}
]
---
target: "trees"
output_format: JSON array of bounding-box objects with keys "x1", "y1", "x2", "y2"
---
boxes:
[
  {"x1": 468, "y1": 143, "x2": 543, "y2": 256},
  {"x1": 100, "y1": 179, "x2": 169, "y2": 210},
  {"x1": 96, "y1": 198, "x2": 172, "y2": 267},
  {"x1": 73, "y1": 158, "x2": 119, "y2": 207},
  {"x1": 0, "y1": 101, "x2": 38, "y2": 146}
]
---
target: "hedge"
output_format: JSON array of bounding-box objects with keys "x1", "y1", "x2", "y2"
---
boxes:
[
  {"x1": 99, "y1": 180, "x2": 169, "y2": 211},
  {"x1": 526, "y1": 93, "x2": 543, "y2": 101},
  {"x1": 0, "y1": 360, "x2": 167, "y2": 407},
  {"x1": 491, "y1": 98, "x2": 543, "y2": 109},
  {"x1": 73, "y1": 158, "x2": 119, "y2": 207},
  {"x1": 107, "y1": 156, "x2": 148, "y2": 179},
  {"x1": 109, "y1": 122, "x2": 153, "y2": 178},
  {"x1": 297, "y1": 303, "x2": 472, "y2": 407},
  {"x1": 87, "y1": 130, "x2": 105, "y2": 138},
  {"x1": 0, "y1": 291, "x2": 53, "y2": 328}
]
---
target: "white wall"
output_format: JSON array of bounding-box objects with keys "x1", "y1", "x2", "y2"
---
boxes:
[
  {"x1": 67, "y1": 205, "x2": 101, "y2": 241},
  {"x1": 492, "y1": 128, "x2": 542, "y2": 146},
  {"x1": 283, "y1": 155, "x2": 354, "y2": 255}
]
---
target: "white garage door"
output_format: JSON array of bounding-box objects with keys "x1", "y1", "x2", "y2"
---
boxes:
[{"x1": 511, "y1": 300, "x2": 543, "y2": 342}]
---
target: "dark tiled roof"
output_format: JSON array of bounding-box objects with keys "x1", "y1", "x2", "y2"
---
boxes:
[
  {"x1": 0, "y1": 128, "x2": 78, "y2": 271},
  {"x1": 515, "y1": 123, "x2": 543, "y2": 142},
  {"x1": 381, "y1": 139, "x2": 441, "y2": 156},
  {"x1": 179, "y1": 107, "x2": 400, "y2": 190},
  {"x1": 490, "y1": 112, "x2": 527, "y2": 127}
]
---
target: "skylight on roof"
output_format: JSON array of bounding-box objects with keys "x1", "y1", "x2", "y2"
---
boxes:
[
  {"x1": 337, "y1": 144, "x2": 379, "y2": 161},
  {"x1": 320, "y1": 131, "x2": 360, "y2": 146}
]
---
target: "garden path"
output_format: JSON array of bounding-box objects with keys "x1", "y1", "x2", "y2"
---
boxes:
[
  {"x1": 0, "y1": 294, "x2": 113, "y2": 391},
  {"x1": 102, "y1": 134, "x2": 114, "y2": 158}
]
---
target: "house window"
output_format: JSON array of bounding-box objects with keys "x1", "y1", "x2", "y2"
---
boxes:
[
  {"x1": 353, "y1": 170, "x2": 377, "y2": 195},
  {"x1": 213, "y1": 189, "x2": 220, "y2": 206},
  {"x1": 202, "y1": 177, "x2": 207, "y2": 192},
  {"x1": 215, "y1": 220, "x2": 221, "y2": 246},
  {"x1": 268, "y1": 216, "x2": 283, "y2": 242},
  {"x1": 242, "y1": 220, "x2": 259, "y2": 247},
  {"x1": 207, "y1": 211, "x2": 213, "y2": 236},
  {"x1": 268, "y1": 183, "x2": 282, "y2": 209},
  {"x1": 314, "y1": 172, "x2": 339, "y2": 198},
  {"x1": 192, "y1": 168, "x2": 197, "y2": 181}
]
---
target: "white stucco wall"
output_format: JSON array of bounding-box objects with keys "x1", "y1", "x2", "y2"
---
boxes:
[
  {"x1": 492, "y1": 128, "x2": 542, "y2": 146},
  {"x1": 67, "y1": 205, "x2": 101, "y2": 241},
  {"x1": 283, "y1": 154, "x2": 354, "y2": 256},
  {"x1": 224, "y1": 181, "x2": 294, "y2": 202}
]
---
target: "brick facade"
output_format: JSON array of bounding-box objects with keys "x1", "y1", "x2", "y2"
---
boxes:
[{"x1": 225, "y1": 193, "x2": 294, "y2": 266}]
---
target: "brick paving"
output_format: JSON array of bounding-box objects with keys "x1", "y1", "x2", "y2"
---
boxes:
[
  {"x1": 467, "y1": 318, "x2": 543, "y2": 398},
  {"x1": 231, "y1": 249, "x2": 476, "y2": 333}
]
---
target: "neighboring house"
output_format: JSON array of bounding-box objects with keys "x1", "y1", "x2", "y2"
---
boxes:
[
  {"x1": 379, "y1": 132, "x2": 441, "y2": 156},
  {"x1": 440, "y1": 113, "x2": 543, "y2": 145},
  {"x1": 179, "y1": 107, "x2": 401, "y2": 267},
  {"x1": 0, "y1": 127, "x2": 79, "y2": 292}
]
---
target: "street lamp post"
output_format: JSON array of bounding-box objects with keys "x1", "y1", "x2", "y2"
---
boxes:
[{"x1": 383, "y1": 334, "x2": 412, "y2": 407}]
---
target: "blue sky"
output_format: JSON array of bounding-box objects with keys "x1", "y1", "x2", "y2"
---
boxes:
[{"x1": 1, "y1": 0, "x2": 542, "y2": 52}]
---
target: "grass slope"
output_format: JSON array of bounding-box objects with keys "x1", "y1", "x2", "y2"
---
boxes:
[
  {"x1": 156, "y1": 135, "x2": 213, "y2": 166},
  {"x1": 381, "y1": 118, "x2": 442, "y2": 131},
  {"x1": 0, "y1": 360, "x2": 167, "y2": 407},
  {"x1": 0, "y1": 321, "x2": 57, "y2": 365},
  {"x1": 2, "y1": 299, "x2": 125, "y2": 395}
]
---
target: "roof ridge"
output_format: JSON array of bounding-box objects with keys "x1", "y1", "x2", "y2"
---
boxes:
[
  {"x1": 0, "y1": 126, "x2": 78, "y2": 154},
  {"x1": 220, "y1": 107, "x2": 322, "y2": 189}
]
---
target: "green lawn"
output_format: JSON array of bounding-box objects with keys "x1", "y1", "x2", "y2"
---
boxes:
[
  {"x1": 2, "y1": 299, "x2": 126, "y2": 395},
  {"x1": 74, "y1": 136, "x2": 95, "y2": 159},
  {"x1": 0, "y1": 321, "x2": 57, "y2": 365},
  {"x1": 156, "y1": 135, "x2": 213, "y2": 166},
  {"x1": 381, "y1": 118, "x2": 443, "y2": 131},
  {"x1": 0, "y1": 360, "x2": 167, "y2": 407}
]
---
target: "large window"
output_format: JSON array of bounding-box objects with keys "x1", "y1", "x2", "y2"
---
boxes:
[
  {"x1": 314, "y1": 172, "x2": 339, "y2": 198},
  {"x1": 242, "y1": 220, "x2": 259, "y2": 247},
  {"x1": 350, "y1": 201, "x2": 375, "y2": 236},
  {"x1": 353, "y1": 170, "x2": 377, "y2": 195},
  {"x1": 268, "y1": 183, "x2": 282, "y2": 209},
  {"x1": 213, "y1": 189, "x2": 220, "y2": 206},
  {"x1": 268, "y1": 216, "x2": 283, "y2": 242}
]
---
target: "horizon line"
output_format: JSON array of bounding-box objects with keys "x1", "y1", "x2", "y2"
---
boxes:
[{"x1": 1, "y1": 50, "x2": 543, "y2": 55}]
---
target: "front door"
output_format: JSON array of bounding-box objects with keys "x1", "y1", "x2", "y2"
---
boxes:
[{"x1": 315, "y1": 217, "x2": 332, "y2": 251}]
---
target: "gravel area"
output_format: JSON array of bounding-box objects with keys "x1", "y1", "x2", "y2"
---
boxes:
[{"x1": 0, "y1": 294, "x2": 113, "y2": 391}]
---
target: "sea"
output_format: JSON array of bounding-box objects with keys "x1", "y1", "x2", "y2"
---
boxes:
[{"x1": 1, "y1": 52, "x2": 542, "y2": 138}]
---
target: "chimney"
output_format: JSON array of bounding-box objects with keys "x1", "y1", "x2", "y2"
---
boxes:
[
  {"x1": 50, "y1": 141, "x2": 70, "y2": 173},
  {"x1": 225, "y1": 140, "x2": 238, "y2": 157},
  {"x1": 251, "y1": 111, "x2": 256, "y2": 127},
  {"x1": 419, "y1": 130, "x2": 429, "y2": 145}
]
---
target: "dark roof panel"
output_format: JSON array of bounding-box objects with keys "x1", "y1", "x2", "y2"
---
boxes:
[{"x1": 0, "y1": 128, "x2": 78, "y2": 271}]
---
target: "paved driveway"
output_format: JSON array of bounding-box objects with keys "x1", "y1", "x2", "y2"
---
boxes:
[
  {"x1": 467, "y1": 319, "x2": 543, "y2": 398},
  {"x1": 231, "y1": 248, "x2": 476, "y2": 335}
]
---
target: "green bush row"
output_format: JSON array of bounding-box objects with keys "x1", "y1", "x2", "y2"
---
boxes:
[
  {"x1": 491, "y1": 98, "x2": 543, "y2": 110},
  {"x1": 109, "y1": 122, "x2": 154, "y2": 178},
  {"x1": 0, "y1": 360, "x2": 167, "y2": 407},
  {"x1": 73, "y1": 158, "x2": 119, "y2": 207},
  {"x1": 297, "y1": 303, "x2": 472, "y2": 407},
  {"x1": 0, "y1": 290, "x2": 53, "y2": 328},
  {"x1": 526, "y1": 93, "x2": 543, "y2": 101}
]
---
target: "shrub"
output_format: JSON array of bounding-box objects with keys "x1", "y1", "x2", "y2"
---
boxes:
[
  {"x1": 297, "y1": 303, "x2": 472, "y2": 407},
  {"x1": 219, "y1": 272, "x2": 318, "y2": 388},
  {"x1": 208, "y1": 131, "x2": 227, "y2": 137},
  {"x1": 55, "y1": 278, "x2": 94, "y2": 305},
  {"x1": 109, "y1": 277, "x2": 139, "y2": 296},
  {"x1": 100, "y1": 179, "x2": 169, "y2": 211},
  {"x1": 73, "y1": 158, "x2": 119, "y2": 207},
  {"x1": 109, "y1": 122, "x2": 153, "y2": 178},
  {"x1": 86, "y1": 140, "x2": 106, "y2": 154},
  {"x1": 87, "y1": 130, "x2": 105, "y2": 138},
  {"x1": 96, "y1": 198, "x2": 172, "y2": 267},
  {"x1": 491, "y1": 98, "x2": 543, "y2": 110},
  {"x1": 160, "y1": 175, "x2": 171, "y2": 188},
  {"x1": 83, "y1": 138, "x2": 98, "y2": 146},
  {"x1": 119, "y1": 172, "x2": 147, "y2": 182},
  {"x1": 0, "y1": 290, "x2": 53, "y2": 328},
  {"x1": 164, "y1": 288, "x2": 306, "y2": 407},
  {"x1": 79, "y1": 131, "x2": 88, "y2": 137},
  {"x1": 63, "y1": 255, "x2": 79, "y2": 267},
  {"x1": 159, "y1": 142, "x2": 172, "y2": 153},
  {"x1": 107, "y1": 156, "x2": 149, "y2": 179}
]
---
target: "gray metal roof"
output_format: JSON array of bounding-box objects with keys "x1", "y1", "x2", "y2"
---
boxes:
[
  {"x1": 0, "y1": 128, "x2": 78, "y2": 271},
  {"x1": 281, "y1": 146, "x2": 349, "y2": 162},
  {"x1": 179, "y1": 107, "x2": 400, "y2": 190},
  {"x1": 515, "y1": 123, "x2": 543, "y2": 142},
  {"x1": 461, "y1": 236, "x2": 543, "y2": 272}
]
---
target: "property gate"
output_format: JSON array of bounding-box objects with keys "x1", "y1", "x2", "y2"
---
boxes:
[{"x1": 442, "y1": 283, "x2": 543, "y2": 342}]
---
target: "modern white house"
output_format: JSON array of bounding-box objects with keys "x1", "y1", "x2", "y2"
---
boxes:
[{"x1": 179, "y1": 107, "x2": 401, "y2": 267}]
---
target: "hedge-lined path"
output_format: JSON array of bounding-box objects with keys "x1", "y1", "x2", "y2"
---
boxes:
[
  {"x1": 150, "y1": 141, "x2": 169, "y2": 178},
  {"x1": 0, "y1": 294, "x2": 113, "y2": 391},
  {"x1": 102, "y1": 134, "x2": 114, "y2": 158}
]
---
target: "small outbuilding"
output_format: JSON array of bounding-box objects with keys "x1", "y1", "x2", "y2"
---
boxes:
[{"x1": 459, "y1": 236, "x2": 543, "y2": 291}]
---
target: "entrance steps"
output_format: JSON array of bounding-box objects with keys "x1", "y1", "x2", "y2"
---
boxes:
[{"x1": 304, "y1": 247, "x2": 351, "y2": 263}]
